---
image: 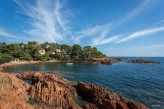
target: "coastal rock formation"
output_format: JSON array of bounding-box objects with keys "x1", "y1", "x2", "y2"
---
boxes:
[
  {"x1": 77, "y1": 82, "x2": 149, "y2": 109},
  {"x1": 128, "y1": 59, "x2": 160, "y2": 64},
  {"x1": 16, "y1": 72, "x2": 81, "y2": 109},
  {"x1": 0, "y1": 72, "x2": 149, "y2": 109},
  {"x1": 0, "y1": 72, "x2": 33, "y2": 109},
  {"x1": 82, "y1": 103, "x2": 98, "y2": 109},
  {"x1": 76, "y1": 82, "x2": 124, "y2": 103},
  {"x1": 87, "y1": 58, "x2": 125, "y2": 64},
  {"x1": 0, "y1": 67, "x2": 3, "y2": 72},
  {"x1": 127, "y1": 102, "x2": 149, "y2": 109}
]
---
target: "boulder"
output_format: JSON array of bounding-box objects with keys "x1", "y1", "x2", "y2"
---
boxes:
[
  {"x1": 116, "y1": 101, "x2": 129, "y2": 109},
  {"x1": 0, "y1": 72, "x2": 33, "y2": 109},
  {"x1": 96, "y1": 99, "x2": 116, "y2": 109},
  {"x1": 82, "y1": 103, "x2": 98, "y2": 109},
  {"x1": 76, "y1": 81, "x2": 124, "y2": 103},
  {"x1": 86, "y1": 58, "x2": 125, "y2": 64},
  {"x1": 77, "y1": 82, "x2": 149, "y2": 109},
  {"x1": 17, "y1": 72, "x2": 80, "y2": 109},
  {"x1": 127, "y1": 102, "x2": 149, "y2": 109},
  {"x1": 0, "y1": 67, "x2": 3, "y2": 72}
]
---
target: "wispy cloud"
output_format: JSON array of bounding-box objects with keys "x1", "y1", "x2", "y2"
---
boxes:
[
  {"x1": 139, "y1": 44, "x2": 164, "y2": 49},
  {"x1": 92, "y1": 35, "x2": 121, "y2": 46},
  {"x1": 14, "y1": 0, "x2": 114, "y2": 44},
  {"x1": 116, "y1": 0, "x2": 151, "y2": 26},
  {"x1": 0, "y1": 28, "x2": 29, "y2": 41},
  {"x1": 89, "y1": 0, "x2": 152, "y2": 46},
  {"x1": 14, "y1": 0, "x2": 73, "y2": 42},
  {"x1": 151, "y1": 20, "x2": 164, "y2": 27},
  {"x1": 13, "y1": 0, "x2": 159, "y2": 46},
  {"x1": 116, "y1": 26, "x2": 164, "y2": 43},
  {"x1": 73, "y1": 23, "x2": 111, "y2": 43}
]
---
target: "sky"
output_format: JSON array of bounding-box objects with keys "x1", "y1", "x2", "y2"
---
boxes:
[{"x1": 0, "y1": 0, "x2": 164, "y2": 57}]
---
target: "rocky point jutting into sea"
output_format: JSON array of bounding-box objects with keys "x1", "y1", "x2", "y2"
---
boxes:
[
  {"x1": 127, "y1": 59, "x2": 160, "y2": 64},
  {"x1": 0, "y1": 71, "x2": 149, "y2": 109}
]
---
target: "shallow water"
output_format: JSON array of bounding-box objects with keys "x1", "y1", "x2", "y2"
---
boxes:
[{"x1": 4, "y1": 57, "x2": 164, "y2": 109}]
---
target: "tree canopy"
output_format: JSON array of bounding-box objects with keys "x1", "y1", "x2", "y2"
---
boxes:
[{"x1": 0, "y1": 41, "x2": 107, "y2": 64}]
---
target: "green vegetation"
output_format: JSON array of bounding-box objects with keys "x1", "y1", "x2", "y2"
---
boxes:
[
  {"x1": 0, "y1": 54, "x2": 13, "y2": 64},
  {"x1": 0, "y1": 41, "x2": 106, "y2": 64}
]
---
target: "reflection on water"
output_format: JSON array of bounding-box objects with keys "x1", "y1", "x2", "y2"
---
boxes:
[{"x1": 4, "y1": 57, "x2": 164, "y2": 109}]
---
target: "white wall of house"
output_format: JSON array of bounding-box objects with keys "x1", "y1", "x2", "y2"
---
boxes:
[{"x1": 39, "y1": 50, "x2": 45, "y2": 55}]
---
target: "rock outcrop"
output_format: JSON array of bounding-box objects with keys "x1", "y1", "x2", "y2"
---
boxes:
[
  {"x1": 128, "y1": 59, "x2": 160, "y2": 64},
  {"x1": 87, "y1": 58, "x2": 125, "y2": 64},
  {"x1": 16, "y1": 72, "x2": 81, "y2": 109},
  {"x1": 0, "y1": 67, "x2": 3, "y2": 72},
  {"x1": 0, "y1": 72, "x2": 149, "y2": 109},
  {"x1": 77, "y1": 82, "x2": 149, "y2": 109},
  {"x1": 0, "y1": 72, "x2": 33, "y2": 109}
]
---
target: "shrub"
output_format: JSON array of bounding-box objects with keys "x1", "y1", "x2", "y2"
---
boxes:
[
  {"x1": 19, "y1": 53, "x2": 33, "y2": 61},
  {"x1": 0, "y1": 54, "x2": 13, "y2": 64}
]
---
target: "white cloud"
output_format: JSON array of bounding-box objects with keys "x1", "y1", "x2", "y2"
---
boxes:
[
  {"x1": 116, "y1": 26, "x2": 164, "y2": 43},
  {"x1": 14, "y1": 0, "x2": 114, "y2": 44},
  {"x1": 12, "y1": 0, "x2": 157, "y2": 46},
  {"x1": 72, "y1": 23, "x2": 111, "y2": 44},
  {"x1": 139, "y1": 44, "x2": 164, "y2": 49},
  {"x1": 117, "y1": 0, "x2": 150, "y2": 25},
  {"x1": 14, "y1": 0, "x2": 73, "y2": 43},
  {"x1": 151, "y1": 20, "x2": 164, "y2": 27},
  {"x1": 0, "y1": 28, "x2": 29, "y2": 41},
  {"x1": 87, "y1": 0, "x2": 152, "y2": 46},
  {"x1": 92, "y1": 35, "x2": 121, "y2": 46}
]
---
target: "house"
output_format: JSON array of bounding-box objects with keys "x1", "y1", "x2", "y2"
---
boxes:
[
  {"x1": 56, "y1": 49, "x2": 61, "y2": 53},
  {"x1": 46, "y1": 45, "x2": 50, "y2": 49},
  {"x1": 39, "y1": 49, "x2": 45, "y2": 55}
]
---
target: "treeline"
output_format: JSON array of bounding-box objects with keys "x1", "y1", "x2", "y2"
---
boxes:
[{"x1": 0, "y1": 41, "x2": 107, "y2": 64}]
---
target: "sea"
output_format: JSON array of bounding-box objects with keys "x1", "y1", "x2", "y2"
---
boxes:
[{"x1": 4, "y1": 57, "x2": 164, "y2": 109}]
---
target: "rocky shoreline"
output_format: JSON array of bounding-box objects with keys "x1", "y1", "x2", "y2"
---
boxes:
[
  {"x1": 128, "y1": 59, "x2": 160, "y2": 64},
  {"x1": 84, "y1": 58, "x2": 126, "y2": 64},
  {"x1": 0, "y1": 71, "x2": 149, "y2": 109}
]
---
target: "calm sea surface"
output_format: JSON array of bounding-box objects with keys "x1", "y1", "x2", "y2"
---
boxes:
[{"x1": 4, "y1": 57, "x2": 164, "y2": 109}]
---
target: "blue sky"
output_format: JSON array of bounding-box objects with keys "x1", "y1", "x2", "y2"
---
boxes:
[{"x1": 0, "y1": 0, "x2": 164, "y2": 57}]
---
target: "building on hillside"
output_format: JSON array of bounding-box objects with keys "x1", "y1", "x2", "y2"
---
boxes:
[
  {"x1": 46, "y1": 45, "x2": 50, "y2": 49},
  {"x1": 14, "y1": 58, "x2": 19, "y2": 62},
  {"x1": 55, "y1": 49, "x2": 61, "y2": 54},
  {"x1": 39, "y1": 49, "x2": 45, "y2": 55}
]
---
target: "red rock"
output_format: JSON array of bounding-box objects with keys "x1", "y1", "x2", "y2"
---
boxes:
[
  {"x1": 127, "y1": 102, "x2": 149, "y2": 109},
  {"x1": 68, "y1": 104, "x2": 82, "y2": 109},
  {"x1": 77, "y1": 82, "x2": 149, "y2": 109},
  {"x1": 116, "y1": 101, "x2": 129, "y2": 109},
  {"x1": 77, "y1": 81, "x2": 125, "y2": 103},
  {"x1": 87, "y1": 58, "x2": 125, "y2": 64},
  {"x1": 96, "y1": 99, "x2": 116, "y2": 109},
  {"x1": 0, "y1": 73, "x2": 33, "y2": 109},
  {"x1": 16, "y1": 72, "x2": 79, "y2": 108},
  {"x1": 0, "y1": 67, "x2": 3, "y2": 72},
  {"x1": 0, "y1": 71, "x2": 149, "y2": 109},
  {"x1": 82, "y1": 103, "x2": 98, "y2": 109},
  {"x1": 128, "y1": 59, "x2": 160, "y2": 64}
]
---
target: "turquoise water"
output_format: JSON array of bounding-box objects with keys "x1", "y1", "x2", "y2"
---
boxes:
[{"x1": 4, "y1": 57, "x2": 164, "y2": 109}]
